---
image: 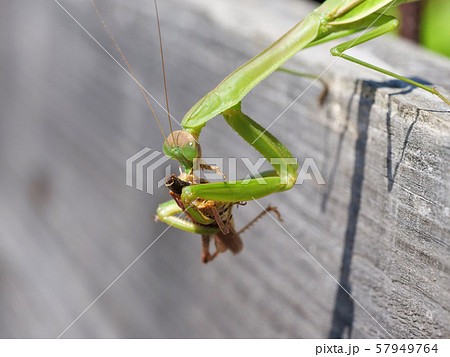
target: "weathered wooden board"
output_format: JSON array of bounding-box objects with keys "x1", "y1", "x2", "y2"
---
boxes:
[{"x1": 0, "y1": 0, "x2": 449, "y2": 338}]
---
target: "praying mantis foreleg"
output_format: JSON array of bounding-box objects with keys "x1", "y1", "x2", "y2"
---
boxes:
[
  {"x1": 158, "y1": 102, "x2": 297, "y2": 222},
  {"x1": 157, "y1": 102, "x2": 295, "y2": 262},
  {"x1": 180, "y1": 103, "x2": 298, "y2": 203}
]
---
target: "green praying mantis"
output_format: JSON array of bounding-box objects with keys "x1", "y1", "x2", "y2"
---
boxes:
[{"x1": 92, "y1": 0, "x2": 449, "y2": 263}]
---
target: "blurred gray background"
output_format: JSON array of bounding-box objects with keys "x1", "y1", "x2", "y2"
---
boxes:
[{"x1": 0, "y1": 0, "x2": 449, "y2": 338}]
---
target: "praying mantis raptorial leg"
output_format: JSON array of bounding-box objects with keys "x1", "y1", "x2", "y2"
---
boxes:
[
  {"x1": 180, "y1": 103, "x2": 298, "y2": 203},
  {"x1": 156, "y1": 199, "x2": 220, "y2": 235}
]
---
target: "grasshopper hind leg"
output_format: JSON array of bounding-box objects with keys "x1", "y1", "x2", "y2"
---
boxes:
[
  {"x1": 237, "y1": 205, "x2": 283, "y2": 235},
  {"x1": 201, "y1": 226, "x2": 244, "y2": 264},
  {"x1": 201, "y1": 205, "x2": 282, "y2": 264},
  {"x1": 201, "y1": 235, "x2": 219, "y2": 264}
]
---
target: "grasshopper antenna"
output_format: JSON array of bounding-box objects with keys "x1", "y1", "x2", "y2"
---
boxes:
[
  {"x1": 90, "y1": 0, "x2": 167, "y2": 140},
  {"x1": 154, "y1": 0, "x2": 173, "y2": 138}
]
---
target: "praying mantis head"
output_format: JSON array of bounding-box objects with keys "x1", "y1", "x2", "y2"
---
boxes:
[{"x1": 163, "y1": 130, "x2": 201, "y2": 172}]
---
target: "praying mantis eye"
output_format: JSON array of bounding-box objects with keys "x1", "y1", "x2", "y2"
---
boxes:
[{"x1": 181, "y1": 140, "x2": 200, "y2": 160}]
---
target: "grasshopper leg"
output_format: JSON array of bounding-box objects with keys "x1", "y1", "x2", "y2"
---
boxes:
[
  {"x1": 201, "y1": 235, "x2": 218, "y2": 264},
  {"x1": 237, "y1": 205, "x2": 283, "y2": 235}
]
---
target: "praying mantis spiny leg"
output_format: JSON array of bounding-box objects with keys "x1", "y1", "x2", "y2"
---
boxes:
[{"x1": 181, "y1": 103, "x2": 298, "y2": 203}]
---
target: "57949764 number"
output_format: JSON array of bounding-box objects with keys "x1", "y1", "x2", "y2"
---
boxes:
[{"x1": 375, "y1": 343, "x2": 438, "y2": 354}]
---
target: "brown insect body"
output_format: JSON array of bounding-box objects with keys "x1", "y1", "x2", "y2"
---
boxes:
[{"x1": 165, "y1": 173, "x2": 243, "y2": 263}]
